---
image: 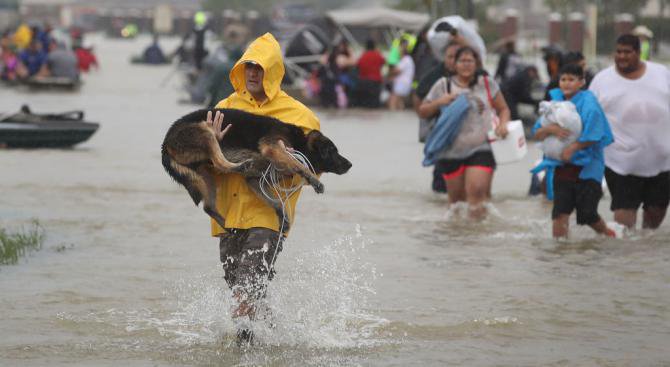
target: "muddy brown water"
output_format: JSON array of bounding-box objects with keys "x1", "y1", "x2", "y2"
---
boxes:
[{"x1": 1, "y1": 34, "x2": 669, "y2": 366}]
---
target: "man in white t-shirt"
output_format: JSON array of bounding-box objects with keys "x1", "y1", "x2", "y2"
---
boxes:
[{"x1": 589, "y1": 34, "x2": 670, "y2": 229}]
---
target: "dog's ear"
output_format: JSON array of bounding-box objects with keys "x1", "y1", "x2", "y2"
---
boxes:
[
  {"x1": 306, "y1": 130, "x2": 324, "y2": 151},
  {"x1": 307, "y1": 130, "x2": 336, "y2": 162}
]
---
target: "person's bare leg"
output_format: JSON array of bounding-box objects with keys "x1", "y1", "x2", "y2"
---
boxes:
[
  {"x1": 232, "y1": 288, "x2": 257, "y2": 346},
  {"x1": 588, "y1": 218, "x2": 616, "y2": 237},
  {"x1": 642, "y1": 206, "x2": 667, "y2": 229},
  {"x1": 445, "y1": 175, "x2": 466, "y2": 204},
  {"x1": 232, "y1": 289, "x2": 256, "y2": 319},
  {"x1": 614, "y1": 209, "x2": 637, "y2": 229},
  {"x1": 464, "y1": 167, "x2": 493, "y2": 220},
  {"x1": 392, "y1": 94, "x2": 400, "y2": 110},
  {"x1": 553, "y1": 214, "x2": 570, "y2": 238}
]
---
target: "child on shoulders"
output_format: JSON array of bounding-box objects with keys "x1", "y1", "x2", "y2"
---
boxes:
[{"x1": 532, "y1": 64, "x2": 615, "y2": 238}]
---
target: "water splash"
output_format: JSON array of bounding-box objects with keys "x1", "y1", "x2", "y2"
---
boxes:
[
  {"x1": 442, "y1": 201, "x2": 504, "y2": 222},
  {"x1": 257, "y1": 231, "x2": 384, "y2": 348},
  {"x1": 166, "y1": 227, "x2": 387, "y2": 348}
]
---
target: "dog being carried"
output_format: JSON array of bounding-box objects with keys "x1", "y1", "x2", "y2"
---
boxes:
[{"x1": 161, "y1": 108, "x2": 352, "y2": 233}]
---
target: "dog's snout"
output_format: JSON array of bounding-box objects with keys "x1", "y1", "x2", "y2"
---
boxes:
[{"x1": 335, "y1": 157, "x2": 352, "y2": 174}]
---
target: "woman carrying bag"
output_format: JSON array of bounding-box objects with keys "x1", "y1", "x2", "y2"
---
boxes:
[{"x1": 419, "y1": 46, "x2": 511, "y2": 219}]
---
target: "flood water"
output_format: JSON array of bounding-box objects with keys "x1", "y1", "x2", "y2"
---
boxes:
[{"x1": 1, "y1": 35, "x2": 669, "y2": 366}]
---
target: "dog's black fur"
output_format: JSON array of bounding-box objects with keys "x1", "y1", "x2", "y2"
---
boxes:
[{"x1": 161, "y1": 108, "x2": 352, "y2": 232}]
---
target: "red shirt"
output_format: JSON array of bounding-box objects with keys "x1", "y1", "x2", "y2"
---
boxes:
[
  {"x1": 75, "y1": 48, "x2": 98, "y2": 72},
  {"x1": 357, "y1": 50, "x2": 385, "y2": 82}
]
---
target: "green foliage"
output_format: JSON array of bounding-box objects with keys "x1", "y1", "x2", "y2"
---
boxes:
[
  {"x1": 0, "y1": 220, "x2": 44, "y2": 265},
  {"x1": 594, "y1": 0, "x2": 651, "y2": 17},
  {"x1": 0, "y1": 0, "x2": 18, "y2": 10},
  {"x1": 544, "y1": 0, "x2": 588, "y2": 12},
  {"x1": 393, "y1": 0, "x2": 480, "y2": 18},
  {"x1": 203, "y1": 0, "x2": 272, "y2": 13},
  {"x1": 203, "y1": 0, "x2": 353, "y2": 14},
  {"x1": 393, "y1": 0, "x2": 432, "y2": 13},
  {"x1": 543, "y1": 0, "x2": 651, "y2": 17}
]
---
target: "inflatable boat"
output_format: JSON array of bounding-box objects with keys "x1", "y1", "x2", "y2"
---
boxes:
[
  {"x1": 0, "y1": 106, "x2": 99, "y2": 148},
  {"x1": 23, "y1": 76, "x2": 82, "y2": 91}
]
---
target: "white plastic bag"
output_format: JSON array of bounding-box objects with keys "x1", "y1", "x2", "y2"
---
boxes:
[
  {"x1": 426, "y1": 16, "x2": 487, "y2": 63},
  {"x1": 538, "y1": 101, "x2": 582, "y2": 160}
]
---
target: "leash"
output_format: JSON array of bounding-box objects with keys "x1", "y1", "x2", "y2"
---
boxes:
[{"x1": 258, "y1": 149, "x2": 316, "y2": 284}]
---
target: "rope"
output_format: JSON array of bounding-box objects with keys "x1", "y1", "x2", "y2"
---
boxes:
[{"x1": 258, "y1": 149, "x2": 316, "y2": 284}]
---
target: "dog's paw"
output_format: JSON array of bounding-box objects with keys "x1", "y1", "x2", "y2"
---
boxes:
[
  {"x1": 312, "y1": 181, "x2": 325, "y2": 194},
  {"x1": 280, "y1": 220, "x2": 291, "y2": 234}
]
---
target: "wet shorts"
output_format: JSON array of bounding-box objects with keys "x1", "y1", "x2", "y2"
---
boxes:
[
  {"x1": 436, "y1": 151, "x2": 496, "y2": 181},
  {"x1": 552, "y1": 165, "x2": 602, "y2": 225},
  {"x1": 219, "y1": 227, "x2": 283, "y2": 300},
  {"x1": 604, "y1": 168, "x2": 670, "y2": 211}
]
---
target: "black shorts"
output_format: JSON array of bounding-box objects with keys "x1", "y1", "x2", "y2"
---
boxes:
[
  {"x1": 436, "y1": 151, "x2": 496, "y2": 181},
  {"x1": 219, "y1": 227, "x2": 283, "y2": 300},
  {"x1": 604, "y1": 168, "x2": 670, "y2": 211},
  {"x1": 552, "y1": 172, "x2": 603, "y2": 225}
]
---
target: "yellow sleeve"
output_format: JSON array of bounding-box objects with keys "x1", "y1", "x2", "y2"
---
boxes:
[
  {"x1": 295, "y1": 104, "x2": 321, "y2": 133},
  {"x1": 306, "y1": 109, "x2": 321, "y2": 131},
  {"x1": 214, "y1": 97, "x2": 231, "y2": 109}
]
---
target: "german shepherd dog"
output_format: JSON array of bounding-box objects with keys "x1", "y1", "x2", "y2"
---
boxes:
[{"x1": 161, "y1": 108, "x2": 352, "y2": 233}]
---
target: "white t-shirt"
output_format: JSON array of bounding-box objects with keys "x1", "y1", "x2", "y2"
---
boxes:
[
  {"x1": 589, "y1": 62, "x2": 670, "y2": 177},
  {"x1": 392, "y1": 55, "x2": 415, "y2": 96}
]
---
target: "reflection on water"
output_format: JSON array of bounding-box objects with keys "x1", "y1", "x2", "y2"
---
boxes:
[{"x1": 1, "y1": 34, "x2": 670, "y2": 366}]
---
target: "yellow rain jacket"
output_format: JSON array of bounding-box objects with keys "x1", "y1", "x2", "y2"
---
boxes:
[
  {"x1": 12, "y1": 23, "x2": 32, "y2": 50},
  {"x1": 212, "y1": 33, "x2": 320, "y2": 236}
]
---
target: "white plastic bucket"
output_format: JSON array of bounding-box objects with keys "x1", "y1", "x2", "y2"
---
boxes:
[{"x1": 487, "y1": 120, "x2": 527, "y2": 164}]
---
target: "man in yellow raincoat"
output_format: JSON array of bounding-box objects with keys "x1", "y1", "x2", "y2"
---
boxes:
[{"x1": 208, "y1": 33, "x2": 320, "y2": 337}]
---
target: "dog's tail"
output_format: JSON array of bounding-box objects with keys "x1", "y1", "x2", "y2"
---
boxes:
[{"x1": 161, "y1": 146, "x2": 204, "y2": 206}]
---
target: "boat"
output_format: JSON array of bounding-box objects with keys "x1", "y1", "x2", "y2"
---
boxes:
[
  {"x1": 0, "y1": 105, "x2": 99, "y2": 148},
  {"x1": 129, "y1": 55, "x2": 171, "y2": 65},
  {"x1": 22, "y1": 76, "x2": 82, "y2": 91}
]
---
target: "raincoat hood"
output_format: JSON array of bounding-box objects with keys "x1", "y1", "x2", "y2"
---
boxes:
[{"x1": 230, "y1": 33, "x2": 284, "y2": 102}]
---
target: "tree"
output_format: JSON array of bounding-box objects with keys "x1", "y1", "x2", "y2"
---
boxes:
[
  {"x1": 203, "y1": 0, "x2": 274, "y2": 13},
  {"x1": 393, "y1": 0, "x2": 479, "y2": 19},
  {"x1": 203, "y1": 0, "x2": 354, "y2": 14},
  {"x1": 544, "y1": 0, "x2": 651, "y2": 18}
]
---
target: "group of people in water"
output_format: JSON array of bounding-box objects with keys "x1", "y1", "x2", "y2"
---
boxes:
[
  {"x1": 309, "y1": 29, "x2": 539, "y2": 115},
  {"x1": 306, "y1": 18, "x2": 669, "y2": 240},
  {"x1": 0, "y1": 23, "x2": 97, "y2": 83},
  {"x1": 416, "y1": 32, "x2": 669, "y2": 240},
  {"x1": 312, "y1": 35, "x2": 417, "y2": 110}
]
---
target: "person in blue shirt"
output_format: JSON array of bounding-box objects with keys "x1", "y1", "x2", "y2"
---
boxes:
[
  {"x1": 18, "y1": 39, "x2": 48, "y2": 77},
  {"x1": 532, "y1": 64, "x2": 615, "y2": 238},
  {"x1": 31, "y1": 24, "x2": 52, "y2": 54}
]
